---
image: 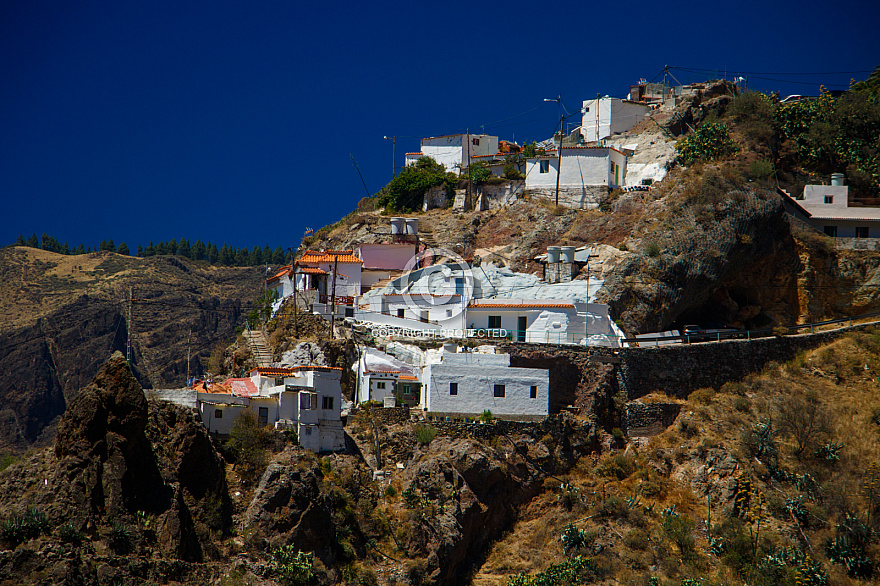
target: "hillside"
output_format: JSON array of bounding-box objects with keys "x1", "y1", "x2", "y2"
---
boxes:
[{"x1": 0, "y1": 247, "x2": 263, "y2": 452}]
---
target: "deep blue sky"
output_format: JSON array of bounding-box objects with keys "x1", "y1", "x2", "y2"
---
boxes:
[{"x1": 2, "y1": 0, "x2": 877, "y2": 252}]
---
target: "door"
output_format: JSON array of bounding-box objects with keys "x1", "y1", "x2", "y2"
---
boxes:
[{"x1": 517, "y1": 316, "x2": 527, "y2": 341}]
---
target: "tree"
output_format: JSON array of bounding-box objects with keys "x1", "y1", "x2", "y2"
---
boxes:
[
  {"x1": 775, "y1": 391, "x2": 831, "y2": 457},
  {"x1": 26, "y1": 233, "x2": 39, "y2": 248},
  {"x1": 117, "y1": 242, "x2": 130, "y2": 255},
  {"x1": 136, "y1": 244, "x2": 144, "y2": 257},
  {"x1": 178, "y1": 238, "x2": 191, "y2": 258},
  {"x1": 272, "y1": 246, "x2": 285, "y2": 265},
  {"x1": 675, "y1": 122, "x2": 738, "y2": 165},
  {"x1": 167, "y1": 238, "x2": 178, "y2": 255},
  {"x1": 226, "y1": 410, "x2": 271, "y2": 484},
  {"x1": 376, "y1": 156, "x2": 457, "y2": 212},
  {"x1": 14, "y1": 234, "x2": 25, "y2": 246},
  {"x1": 207, "y1": 243, "x2": 219, "y2": 264},
  {"x1": 191, "y1": 240, "x2": 206, "y2": 261},
  {"x1": 467, "y1": 161, "x2": 492, "y2": 184}
]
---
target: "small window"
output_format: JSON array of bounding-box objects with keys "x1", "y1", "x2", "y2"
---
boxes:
[
  {"x1": 322, "y1": 396, "x2": 334, "y2": 410},
  {"x1": 585, "y1": 107, "x2": 590, "y2": 112},
  {"x1": 494, "y1": 384, "x2": 506, "y2": 398},
  {"x1": 823, "y1": 225, "x2": 838, "y2": 237},
  {"x1": 856, "y1": 226, "x2": 869, "y2": 238},
  {"x1": 402, "y1": 384, "x2": 412, "y2": 395},
  {"x1": 641, "y1": 178, "x2": 653, "y2": 186},
  {"x1": 824, "y1": 195, "x2": 833, "y2": 204},
  {"x1": 214, "y1": 409, "x2": 223, "y2": 419},
  {"x1": 488, "y1": 315, "x2": 502, "y2": 329},
  {"x1": 530, "y1": 386, "x2": 537, "y2": 399},
  {"x1": 258, "y1": 407, "x2": 269, "y2": 425},
  {"x1": 539, "y1": 160, "x2": 550, "y2": 173},
  {"x1": 300, "y1": 393, "x2": 314, "y2": 410},
  {"x1": 450, "y1": 382, "x2": 458, "y2": 396},
  {"x1": 472, "y1": 138, "x2": 480, "y2": 146},
  {"x1": 420, "y1": 311, "x2": 429, "y2": 323},
  {"x1": 345, "y1": 307, "x2": 354, "y2": 317},
  {"x1": 446, "y1": 309, "x2": 453, "y2": 317},
  {"x1": 305, "y1": 426, "x2": 312, "y2": 435},
  {"x1": 377, "y1": 381, "x2": 386, "y2": 390},
  {"x1": 397, "y1": 308, "x2": 405, "y2": 318}
]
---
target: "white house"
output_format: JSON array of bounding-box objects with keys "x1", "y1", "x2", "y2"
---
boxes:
[
  {"x1": 294, "y1": 250, "x2": 363, "y2": 299},
  {"x1": 794, "y1": 176, "x2": 880, "y2": 241},
  {"x1": 196, "y1": 366, "x2": 344, "y2": 452},
  {"x1": 358, "y1": 242, "x2": 419, "y2": 292},
  {"x1": 354, "y1": 347, "x2": 419, "y2": 405},
  {"x1": 524, "y1": 147, "x2": 628, "y2": 209},
  {"x1": 581, "y1": 97, "x2": 652, "y2": 142},
  {"x1": 421, "y1": 347, "x2": 549, "y2": 421},
  {"x1": 404, "y1": 134, "x2": 499, "y2": 175}
]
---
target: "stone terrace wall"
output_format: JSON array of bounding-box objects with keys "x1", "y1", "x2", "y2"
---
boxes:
[
  {"x1": 353, "y1": 405, "x2": 412, "y2": 425},
  {"x1": 502, "y1": 323, "x2": 876, "y2": 403},
  {"x1": 625, "y1": 402, "x2": 681, "y2": 436}
]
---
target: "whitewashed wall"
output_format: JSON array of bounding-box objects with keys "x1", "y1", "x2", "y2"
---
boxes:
[
  {"x1": 359, "y1": 243, "x2": 416, "y2": 270},
  {"x1": 581, "y1": 98, "x2": 650, "y2": 142},
  {"x1": 423, "y1": 363, "x2": 548, "y2": 418}
]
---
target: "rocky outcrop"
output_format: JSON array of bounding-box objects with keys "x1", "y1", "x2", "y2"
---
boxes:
[{"x1": 0, "y1": 353, "x2": 231, "y2": 568}]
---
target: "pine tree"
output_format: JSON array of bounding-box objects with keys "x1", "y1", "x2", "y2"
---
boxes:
[
  {"x1": 15, "y1": 234, "x2": 25, "y2": 246},
  {"x1": 234, "y1": 248, "x2": 248, "y2": 266},
  {"x1": 272, "y1": 246, "x2": 286, "y2": 265},
  {"x1": 144, "y1": 240, "x2": 155, "y2": 256},
  {"x1": 117, "y1": 242, "x2": 130, "y2": 255},
  {"x1": 106, "y1": 239, "x2": 116, "y2": 253},
  {"x1": 263, "y1": 244, "x2": 272, "y2": 264},
  {"x1": 155, "y1": 241, "x2": 167, "y2": 255},
  {"x1": 167, "y1": 238, "x2": 178, "y2": 255},
  {"x1": 178, "y1": 238, "x2": 191, "y2": 258},
  {"x1": 208, "y1": 243, "x2": 219, "y2": 264},
  {"x1": 136, "y1": 244, "x2": 144, "y2": 257},
  {"x1": 27, "y1": 233, "x2": 39, "y2": 248},
  {"x1": 75, "y1": 243, "x2": 86, "y2": 254},
  {"x1": 249, "y1": 245, "x2": 263, "y2": 266},
  {"x1": 191, "y1": 240, "x2": 206, "y2": 261}
]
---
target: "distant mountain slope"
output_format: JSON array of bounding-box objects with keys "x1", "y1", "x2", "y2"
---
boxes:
[{"x1": 0, "y1": 247, "x2": 263, "y2": 452}]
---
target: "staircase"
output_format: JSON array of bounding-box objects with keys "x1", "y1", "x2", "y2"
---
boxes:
[{"x1": 243, "y1": 328, "x2": 274, "y2": 368}]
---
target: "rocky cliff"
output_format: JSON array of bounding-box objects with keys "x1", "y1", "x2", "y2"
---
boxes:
[{"x1": 0, "y1": 247, "x2": 262, "y2": 452}]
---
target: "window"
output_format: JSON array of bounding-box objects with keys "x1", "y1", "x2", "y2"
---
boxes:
[
  {"x1": 824, "y1": 195, "x2": 833, "y2": 204},
  {"x1": 258, "y1": 407, "x2": 269, "y2": 425},
  {"x1": 530, "y1": 385, "x2": 537, "y2": 399},
  {"x1": 856, "y1": 226, "x2": 869, "y2": 238},
  {"x1": 402, "y1": 384, "x2": 412, "y2": 395},
  {"x1": 488, "y1": 315, "x2": 502, "y2": 329},
  {"x1": 472, "y1": 138, "x2": 480, "y2": 146},
  {"x1": 345, "y1": 307, "x2": 354, "y2": 317},
  {"x1": 641, "y1": 178, "x2": 653, "y2": 186},
  {"x1": 420, "y1": 311, "x2": 429, "y2": 323},
  {"x1": 322, "y1": 396, "x2": 334, "y2": 410},
  {"x1": 494, "y1": 384, "x2": 506, "y2": 398},
  {"x1": 539, "y1": 160, "x2": 550, "y2": 173},
  {"x1": 300, "y1": 393, "x2": 317, "y2": 410},
  {"x1": 450, "y1": 382, "x2": 458, "y2": 396},
  {"x1": 377, "y1": 381, "x2": 386, "y2": 389},
  {"x1": 823, "y1": 225, "x2": 838, "y2": 237},
  {"x1": 446, "y1": 309, "x2": 453, "y2": 317},
  {"x1": 214, "y1": 409, "x2": 223, "y2": 419},
  {"x1": 397, "y1": 308, "x2": 405, "y2": 318},
  {"x1": 585, "y1": 107, "x2": 590, "y2": 112},
  {"x1": 305, "y1": 426, "x2": 312, "y2": 435}
]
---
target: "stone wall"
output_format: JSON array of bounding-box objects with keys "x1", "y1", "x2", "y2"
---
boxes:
[
  {"x1": 354, "y1": 404, "x2": 412, "y2": 425},
  {"x1": 478, "y1": 181, "x2": 523, "y2": 210},
  {"x1": 426, "y1": 413, "x2": 594, "y2": 444},
  {"x1": 625, "y1": 402, "x2": 681, "y2": 436},
  {"x1": 502, "y1": 323, "x2": 874, "y2": 405},
  {"x1": 525, "y1": 186, "x2": 608, "y2": 210},
  {"x1": 423, "y1": 186, "x2": 450, "y2": 211}
]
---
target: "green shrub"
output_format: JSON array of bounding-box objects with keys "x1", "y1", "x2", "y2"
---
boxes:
[
  {"x1": 384, "y1": 485, "x2": 397, "y2": 499},
  {"x1": 0, "y1": 453, "x2": 16, "y2": 472},
  {"x1": 748, "y1": 159, "x2": 775, "y2": 179},
  {"x1": 270, "y1": 546, "x2": 315, "y2": 586},
  {"x1": 59, "y1": 523, "x2": 84, "y2": 545},
  {"x1": 480, "y1": 409, "x2": 494, "y2": 422},
  {"x1": 662, "y1": 512, "x2": 696, "y2": 557},
  {"x1": 109, "y1": 521, "x2": 131, "y2": 543},
  {"x1": 414, "y1": 424, "x2": 437, "y2": 445},
  {"x1": 376, "y1": 157, "x2": 457, "y2": 212},
  {"x1": 676, "y1": 122, "x2": 739, "y2": 165},
  {"x1": 226, "y1": 410, "x2": 272, "y2": 484},
  {"x1": 1, "y1": 508, "x2": 51, "y2": 545},
  {"x1": 596, "y1": 454, "x2": 636, "y2": 480},
  {"x1": 645, "y1": 242, "x2": 661, "y2": 257},
  {"x1": 505, "y1": 556, "x2": 596, "y2": 585},
  {"x1": 734, "y1": 396, "x2": 752, "y2": 413}
]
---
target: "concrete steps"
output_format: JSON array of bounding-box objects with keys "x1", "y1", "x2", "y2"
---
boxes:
[{"x1": 243, "y1": 329, "x2": 274, "y2": 368}]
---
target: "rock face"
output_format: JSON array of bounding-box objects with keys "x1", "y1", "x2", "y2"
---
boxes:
[
  {"x1": 0, "y1": 352, "x2": 231, "y2": 566},
  {"x1": 0, "y1": 247, "x2": 260, "y2": 453}
]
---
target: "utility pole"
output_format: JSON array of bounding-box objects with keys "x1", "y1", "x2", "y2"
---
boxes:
[
  {"x1": 466, "y1": 128, "x2": 471, "y2": 209},
  {"x1": 544, "y1": 96, "x2": 564, "y2": 206},
  {"x1": 126, "y1": 286, "x2": 132, "y2": 361},
  {"x1": 383, "y1": 136, "x2": 397, "y2": 181},
  {"x1": 329, "y1": 253, "x2": 339, "y2": 339},
  {"x1": 186, "y1": 328, "x2": 191, "y2": 385}
]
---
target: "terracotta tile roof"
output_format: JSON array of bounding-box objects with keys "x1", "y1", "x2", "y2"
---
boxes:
[
  {"x1": 468, "y1": 302, "x2": 576, "y2": 309},
  {"x1": 266, "y1": 265, "x2": 293, "y2": 283},
  {"x1": 297, "y1": 266, "x2": 327, "y2": 275},
  {"x1": 405, "y1": 152, "x2": 423, "y2": 156},
  {"x1": 298, "y1": 250, "x2": 363, "y2": 264},
  {"x1": 398, "y1": 375, "x2": 419, "y2": 381},
  {"x1": 365, "y1": 369, "x2": 401, "y2": 375},
  {"x1": 288, "y1": 365, "x2": 343, "y2": 373},
  {"x1": 225, "y1": 378, "x2": 260, "y2": 397},
  {"x1": 383, "y1": 293, "x2": 460, "y2": 297},
  {"x1": 251, "y1": 367, "x2": 295, "y2": 377}
]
